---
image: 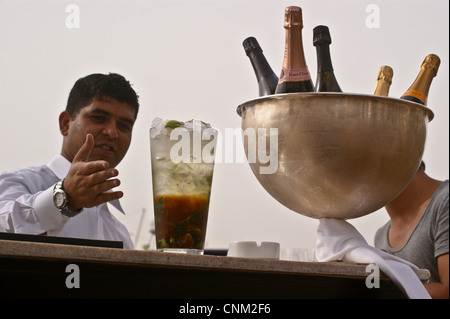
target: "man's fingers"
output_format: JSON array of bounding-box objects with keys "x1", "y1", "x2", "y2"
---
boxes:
[
  {"x1": 65, "y1": 177, "x2": 122, "y2": 210},
  {"x1": 79, "y1": 161, "x2": 111, "y2": 176},
  {"x1": 99, "y1": 178, "x2": 121, "y2": 193},
  {"x1": 89, "y1": 191, "x2": 124, "y2": 208},
  {"x1": 86, "y1": 168, "x2": 118, "y2": 184},
  {"x1": 73, "y1": 134, "x2": 95, "y2": 163}
]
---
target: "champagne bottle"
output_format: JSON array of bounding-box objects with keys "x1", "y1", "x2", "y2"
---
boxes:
[
  {"x1": 243, "y1": 36, "x2": 279, "y2": 96},
  {"x1": 313, "y1": 25, "x2": 342, "y2": 92},
  {"x1": 400, "y1": 54, "x2": 440, "y2": 105},
  {"x1": 373, "y1": 65, "x2": 393, "y2": 96},
  {"x1": 275, "y1": 6, "x2": 314, "y2": 94}
]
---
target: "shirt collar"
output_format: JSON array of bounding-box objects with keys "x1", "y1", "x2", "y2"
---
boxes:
[
  {"x1": 46, "y1": 154, "x2": 125, "y2": 214},
  {"x1": 47, "y1": 154, "x2": 71, "y2": 180}
]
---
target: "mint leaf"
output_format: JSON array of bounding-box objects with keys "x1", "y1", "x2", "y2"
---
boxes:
[
  {"x1": 156, "y1": 197, "x2": 164, "y2": 212},
  {"x1": 165, "y1": 120, "x2": 184, "y2": 129}
]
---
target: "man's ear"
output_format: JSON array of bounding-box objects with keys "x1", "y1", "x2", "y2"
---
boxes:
[{"x1": 59, "y1": 110, "x2": 71, "y2": 136}]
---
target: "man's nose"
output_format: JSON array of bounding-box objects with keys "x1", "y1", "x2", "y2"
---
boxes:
[{"x1": 102, "y1": 122, "x2": 118, "y2": 138}]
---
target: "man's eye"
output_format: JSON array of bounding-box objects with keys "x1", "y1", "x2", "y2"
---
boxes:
[
  {"x1": 90, "y1": 116, "x2": 105, "y2": 122},
  {"x1": 118, "y1": 122, "x2": 132, "y2": 131}
]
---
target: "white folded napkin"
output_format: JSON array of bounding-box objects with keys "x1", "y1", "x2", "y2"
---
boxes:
[{"x1": 315, "y1": 218, "x2": 431, "y2": 299}]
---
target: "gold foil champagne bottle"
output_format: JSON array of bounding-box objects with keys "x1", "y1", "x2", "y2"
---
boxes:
[
  {"x1": 400, "y1": 54, "x2": 440, "y2": 105},
  {"x1": 275, "y1": 6, "x2": 314, "y2": 94},
  {"x1": 373, "y1": 65, "x2": 393, "y2": 96}
]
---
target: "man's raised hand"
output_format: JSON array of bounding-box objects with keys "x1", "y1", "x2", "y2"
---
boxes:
[{"x1": 62, "y1": 134, "x2": 123, "y2": 211}]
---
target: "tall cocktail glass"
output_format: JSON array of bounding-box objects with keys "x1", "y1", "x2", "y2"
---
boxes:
[{"x1": 150, "y1": 118, "x2": 217, "y2": 254}]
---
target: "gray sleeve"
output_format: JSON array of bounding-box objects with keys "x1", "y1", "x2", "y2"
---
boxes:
[{"x1": 434, "y1": 188, "x2": 449, "y2": 258}]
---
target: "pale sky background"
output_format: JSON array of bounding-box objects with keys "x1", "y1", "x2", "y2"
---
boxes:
[{"x1": 0, "y1": 0, "x2": 448, "y2": 251}]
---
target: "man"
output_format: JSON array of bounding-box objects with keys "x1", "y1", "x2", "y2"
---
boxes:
[
  {"x1": 375, "y1": 161, "x2": 449, "y2": 298},
  {"x1": 0, "y1": 73, "x2": 139, "y2": 249}
]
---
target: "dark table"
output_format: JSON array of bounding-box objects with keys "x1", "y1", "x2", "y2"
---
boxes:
[{"x1": 0, "y1": 238, "x2": 429, "y2": 299}]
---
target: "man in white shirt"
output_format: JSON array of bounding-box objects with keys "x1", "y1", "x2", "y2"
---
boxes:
[{"x1": 0, "y1": 73, "x2": 139, "y2": 249}]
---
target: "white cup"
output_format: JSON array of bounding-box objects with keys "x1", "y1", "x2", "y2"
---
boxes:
[
  {"x1": 227, "y1": 241, "x2": 280, "y2": 259},
  {"x1": 279, "y1": 248, "x2": 315, "y2": 262}
]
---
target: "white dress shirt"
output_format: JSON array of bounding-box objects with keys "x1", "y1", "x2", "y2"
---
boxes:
[{"x1": 0, "y1": 155, "x2": 134, "y2": 249}]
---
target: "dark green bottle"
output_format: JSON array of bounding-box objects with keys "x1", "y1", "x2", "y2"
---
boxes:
[
  {"x1": 313, "y1": 25, "x2": 342, "y2": 92},
  {"x1": 275, "y1": 6, "x2": 314, "y2": 94},
  {"x1": 243, "y1": 37, "x2": 279, "y2": 96}
]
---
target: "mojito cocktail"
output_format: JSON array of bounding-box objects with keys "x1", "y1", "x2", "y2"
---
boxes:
[{"x1": 150, "y1": 118, "x2": 217, "y2": 254}]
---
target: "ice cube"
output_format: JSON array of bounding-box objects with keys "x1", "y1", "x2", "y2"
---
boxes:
[{"x1": 150, "y1": 117, "x2": 168, "y2": 139}]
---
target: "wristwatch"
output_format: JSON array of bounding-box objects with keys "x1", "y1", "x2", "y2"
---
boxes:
[{"x1": 53, "y1": 180, "x2": 83, "y2": 217}]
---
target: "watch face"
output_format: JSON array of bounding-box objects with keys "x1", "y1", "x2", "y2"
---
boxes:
[{"x1": 54, "y1": 191, "x2": 65, "y2": 208}]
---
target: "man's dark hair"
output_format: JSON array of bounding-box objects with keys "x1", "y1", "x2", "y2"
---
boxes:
[{"x1": 66, "y1": 73, "x2": 140, "y2": 120}]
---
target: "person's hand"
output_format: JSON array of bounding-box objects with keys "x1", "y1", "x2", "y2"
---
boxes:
[{"x1": 62, "y1": 134, "x2": 123, "y2": 211}]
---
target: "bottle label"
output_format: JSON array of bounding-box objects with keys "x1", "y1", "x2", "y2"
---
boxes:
[
  {"x1": 402, "y1": 89, "x2": 427, "y2": 104},
  {"x1": 278, "y1": 67, "x2": 311, "y2": 84}
]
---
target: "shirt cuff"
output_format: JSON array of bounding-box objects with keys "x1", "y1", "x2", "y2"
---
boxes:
[{"x1": 34, "y1": 184, "x2": 69, "y2": 230}]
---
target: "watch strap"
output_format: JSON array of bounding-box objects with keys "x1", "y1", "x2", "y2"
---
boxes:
[{"x1": 59, "y1": 206, "x2": 80, "y2": 218}]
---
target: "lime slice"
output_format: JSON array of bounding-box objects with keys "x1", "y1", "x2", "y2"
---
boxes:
[
  {"x1": 165, "y1": 120, "x2": 184, "y2": 129},
  {"x1": 185, "y1": 119, "x2": 209, "y2": 126}
]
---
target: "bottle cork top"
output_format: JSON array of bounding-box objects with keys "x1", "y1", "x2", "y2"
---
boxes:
[
  {"x1": 313, "y1": 25, "x2": 331, "y2": 46},
  {"x1": 421, "y1": 54, "x2": 441, "y2": 76},
  {"x1": 377, "y1": 65, "x2": 393, "y2": 83},
  {"x1": 284, "y1": 6, "x2": 303, "y2": 29},
  {"x1": 243, "y1": 37, "x2": 262, "y2": 55}
]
